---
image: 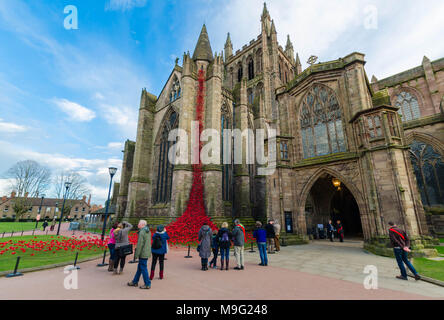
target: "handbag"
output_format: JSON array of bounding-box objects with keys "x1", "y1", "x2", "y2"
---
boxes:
[
  {"x1": 120, "y1": 244, "x2": 133, "y2": 256},
  {"x1": 196, "y1": 244, "x2": 201, "y2": 252}
]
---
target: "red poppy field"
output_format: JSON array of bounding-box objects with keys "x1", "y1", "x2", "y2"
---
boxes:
[{"x1": 0, "y1": 235, "x2": 107, "y2": 272}]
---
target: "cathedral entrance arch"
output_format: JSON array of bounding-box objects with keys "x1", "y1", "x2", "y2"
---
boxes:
[{"x1": 301, "y1": 170, "x2": 365, "y2": 240}]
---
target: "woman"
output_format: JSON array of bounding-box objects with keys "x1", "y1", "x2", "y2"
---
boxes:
[
  {"x1": 253, "y1": 221, "x2": 268, "y2": 266},
  {"x1": 216, "y1": 222, "x2": 232, "y2": 271},
  {"x1": 150, "y1": 225, "x2": 170, "y2": 280},
  {"x1": 107, "y1": 222, "x2": 119, "y2": 272},
  {"x1": 198, "y1": 222, "x2": 213, "y2": 271},
  {"x1": 113, "y1": 221, "x2": 133, "y2": 275},
  {"x1": 209, "y1": 230, "x2": 219, "y2": 269}
]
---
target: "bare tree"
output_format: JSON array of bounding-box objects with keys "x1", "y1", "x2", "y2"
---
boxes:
[
  {"x1": 11, "y1": 197, "x2": 33, "y2": 222},
  {"x1": 53, "y1": 171, "x2": 91, "y2": 200},
  {"x1": 6, "y1": 160, "x2": 51, "y2": 197}
]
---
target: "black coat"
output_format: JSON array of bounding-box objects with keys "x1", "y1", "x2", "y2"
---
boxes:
[
  {"x1": 265, "y1": 224, "x2": 275, "y2": 238},
  {"x1": 216, "y1": 228, "x2": 232, "y2": 249}
]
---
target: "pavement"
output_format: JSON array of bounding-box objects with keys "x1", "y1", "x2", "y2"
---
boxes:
[{"x1": 0, "y1": 237, "x2": 443, "y2": 300}]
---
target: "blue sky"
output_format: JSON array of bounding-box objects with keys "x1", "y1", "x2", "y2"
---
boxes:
[{"x1": 0, "y1": 0, "x2": 443, "y2": 205}]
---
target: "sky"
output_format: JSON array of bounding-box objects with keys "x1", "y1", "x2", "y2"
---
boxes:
[{"x1": 0, "y1": 0, "x2": 443, "y2": 205}]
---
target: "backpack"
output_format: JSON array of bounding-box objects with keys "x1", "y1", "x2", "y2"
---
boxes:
[
  {"x1": 152, "y1": 234, "x2": 162, "y2": 250},
  {"x1": 220, "y1": 231, "x2": 229, "y2": 243}
]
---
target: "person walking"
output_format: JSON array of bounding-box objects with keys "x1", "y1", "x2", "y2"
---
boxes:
[
  {"x1": 127, "y1": 220, "x2": 151, "y2": 289},
  {"x1": 232, "y1": 219, "x2": 246, "y2": 270},
  {"x1": 265, "y1": 220, "x2": 276, "y2": 254},
  {"x1": 388, "y1": 222, "x2": 421, "y2": 281},
  {"x1": 42, "y1": 220, "x2": 48, "y2": 231},
  {"x1": 150, "y1": 225, "x2": 170, "y2": 280},
  {"x1": 198, "y1": 222, "x2": 213, "y2": 271},
  {"x1": 113, "y1": 221, "x2": 133, "y2": 275},
  {"x1": 209, "y1": 230, "x2": 219, "y2": 269},
  {"x1": 217, "y1": 222, "x2": 232, "y2": 271},
  {"x1": 253, "y1": 221, "x2": 268, "y2": 266},
  {"x1": 50, "y1": 219, "x2": 56, "y2": 231},
  {"x1": 336, "y1": 220, "x2": 344, "y2": 242},
  {"x1": 326, "y1": 220, "x2": 335, "y2": 242},
  {"x1": 273, "y1": 221, "x2": 281, "y2": 252},
  {"x1": 107, "y1": 222, "x2": 119, "y2": 272}
]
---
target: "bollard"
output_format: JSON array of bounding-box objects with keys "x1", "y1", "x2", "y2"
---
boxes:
[
  {"x1": 6, "y1": 256, "x2": 24, "y2": 278},
  {"x1": 68, "y1": 252, "x2": 81, "y2": 270},
  {"x1": 129, "y1": 251, "x2": 138, "y2": 264},
  {"x1": 184, "y1": 244, "x2": 192, "y2": 258},
  {"x1": 2, "y1": 232, "x2": 4, "y2": 238},
  {"x1": 249, "y1": 242, "x2": 255, "y2": 253},
  {"x1": 21, "y1": 230, "x2": 24, "y2": 237},
  {"x1": 97, "y1": 249, "x2": 108, "y2": 267},
  {"x1": 32, "y1": 229, "x2": 35, "y2": 236},
  {"x1": 11, "y1": 231, "x2": 14, "y2": 237},
  {"x1": 281, "y1": 237, "x2": 287, "y2": 247}
]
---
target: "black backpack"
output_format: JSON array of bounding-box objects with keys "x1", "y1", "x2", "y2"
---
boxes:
[{"x1": 152, "y1": 234, "x2": 162, "y2": 250}]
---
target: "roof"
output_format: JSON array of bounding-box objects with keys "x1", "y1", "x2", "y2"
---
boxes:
[
  {"x1": 192, "y1": 24, "x2": 213, "y2": 62},
  {"x1": 90, "y1": 204, "x2": 116, "y2": 215}
]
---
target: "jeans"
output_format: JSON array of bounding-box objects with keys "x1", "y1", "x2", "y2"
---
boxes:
[
  {"x1": 132, "y1": 258, "x2": 151, "y2": 286},
  {"x1": 114, "y1": 248, "x2": 126, "y2": 270},
  {"x1": 394, "y1": 248, "x2": 418, "y2": 278},
  {"x1": 220, "y1": 247, "x2": 230, "y2": 260},
  {"x1": 234, "y1": 246, "x2": 244, "y2": 267},
  {"x1": 258, "y1": 242, "x2": 268, "y2": 265},
  {"x1": 108, "y1": 243, "x2": 116, "y2": 260},
  {"x1": 209, "y1": 248, "x2": 219, "y2": 266}
]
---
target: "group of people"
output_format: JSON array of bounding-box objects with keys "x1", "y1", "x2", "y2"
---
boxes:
[
  {"x1": 106, "y1": 220, "x2": 170, "y2": 290},
  {"x1": 102, "y1": 218, "x2": 421, "y2": 290},
  {"x1": 197, "y1": 219, "x2": 282, "y2": 270},
  {"x1": 326, "y1": 219, "x2": 344, "y2": 242}
]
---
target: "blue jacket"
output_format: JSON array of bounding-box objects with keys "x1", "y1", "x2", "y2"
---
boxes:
[
  {"x1": 151, "y1": 231, "x2": 170, "y2": 255},
  {"x1": 211, "y1": 235, "x2": 219, "y2": 249},
  {"x1": 253, "y1": 228, "x2": 267, "y2": 243}
]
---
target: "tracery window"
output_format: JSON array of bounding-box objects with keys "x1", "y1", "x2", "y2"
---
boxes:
[
  {"x1": 237, "y1": 63, "x2": 243, "y2": 82},
  {"x1": 169, "y1": 78, "x2": 181, "y2": 103},
  {"x1": 387, "y1": 113, "x2": 400, "y2": 137},
  {"x1": 221, "y1": 108, "x2": 233, "y2": 201},
  {"x1": 300, "y1": 85, "x2": 346, "y2": 159},
  {"x1": 367, "y1": 114, "x2": 382, "y2": 139},
  {"x1": 410, "y1": 140, "x2": 444, "y2": 207},
  {"x1": 154, "y1": 111, "x2": 179, "y2": 204},
  {"x1": 395, "y1": 91, "x2": 420, "y2": 122},
  {"x1": 247, "y1": 57, "x2": 254, "y2": 80},
  {"x1": 247, "y1": 89, "x2": 254, "y2": 105},
  {"x1": 280, "y1": 141, "x2": 289, "y2": 160}
]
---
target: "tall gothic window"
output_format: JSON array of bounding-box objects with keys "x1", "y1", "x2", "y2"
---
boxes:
[
  {"x1": 395, "y1": 91, "x2": 420, "y2": 122},
  {"x1": 300, "y1": 85, "x2": 346, "y2": 159},
  {"x1": 247, "y1": 57, "x2": 254, "y2": 80},
  {"x1": 169, "y1": 78, "x2": 181, "y2": 103},
  {"x1": 237, "y1": 64, "x2": 243, "y2": 83},
  {"x1": 221, "y1": 108, "x2": 233, "y2": 201},
  {"x1": 409, "y1": 140, "x2": 444, "y2": 207},
  {"x1": 154, "y1": 111, "x2": 178, "y2": 204}
]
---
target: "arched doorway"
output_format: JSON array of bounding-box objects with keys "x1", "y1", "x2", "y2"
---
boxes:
[{"x1": 304, "y1": 173, "x2": 363, "y2": 239}]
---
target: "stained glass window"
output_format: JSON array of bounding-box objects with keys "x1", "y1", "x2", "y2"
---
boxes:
[
  {"x1": 395, "y1": 92, "x2": 421, "y2": 122},
  {"x1": 248, "y1": 58, "x2": 254, "y2": 80},
  {"x1": 300, "y1": 85, "x2": 347, "y2": 158},
  {"x1": 154, "y1": 111, "x2": 179, "y2": 204},
  {"x1": 169, "y1": 78, "x2": 181, "y2": 103},
  {"x1": 410, "y1": 140, "x2": 444, "y2": 207},
  {"x1": 280, "y1": 141, "x2": 289, "y2": 160}
]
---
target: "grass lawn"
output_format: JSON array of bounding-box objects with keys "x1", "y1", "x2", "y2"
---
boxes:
[
  {"x1": 0, "y1": 235, "x2": 105, "y2": 273},
  {"x1": 0, "y1": 222, "x2": 41, "y2": 233},
  {"x1": 439, "y1": 238, "x2": 444, "y2": 243},
  {"x1": 413, "y1": 257, "x2": 444, "y2": 282},
  {"x1": 436, "y1": 246, "x2": 444, "y2": 255}
]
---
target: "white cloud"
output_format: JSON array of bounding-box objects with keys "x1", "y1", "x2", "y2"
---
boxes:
[
  {"x1": 107, "y1": 142, "x2": 124, "y2": 149},
  {"x1": 53, "y1": 98, "x2": 96, "y2": 122},
  {"x1": 0, "y1": 118, "x2": 27, "y2": 133},
  {"x1": 105, "y1": 0, "x2": 148, "y2": 11}
]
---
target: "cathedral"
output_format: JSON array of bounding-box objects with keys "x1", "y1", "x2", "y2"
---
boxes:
[{"x1": 116, "y1": 4, "x2": 444, "y2": 255}]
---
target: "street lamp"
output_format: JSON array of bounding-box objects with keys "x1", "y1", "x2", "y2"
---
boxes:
[
  {"x1": 101, "y1": 167, "x2": 118, "y2": 241},
  {"x1": 57, "y1": 181, "x2": 72, "y2": 236},
  {"x1": 35, "y1": 194, "x2": 45, "y2": 229}
]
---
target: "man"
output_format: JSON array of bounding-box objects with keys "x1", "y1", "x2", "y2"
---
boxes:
[
  {"x1": 336, "y1": 220, "x2": 344, "y2": 242},
  {"x1": 253, "y1": 221, "x2": 268, "y2": 266},
  {"x1": 128, "y1": 220, "x2": 152, "y2": 289},
  {"x1": 265, "y1": 220, "x2": 276, "y2": 254},
  {"x1": 326, "y1": 220, "x2": 335, "y2": 242},
  {"x1": 273, "y1": 220, "x2": 281, "y2": 252},
  {"x1": 388, "y1": 222, "x2": 421, "y2": 281},
  {"x1": 42, "y1": 220, "x2": 48, "y2": 231},
  {"x1": 232, "y1": 219, "x2": 246, "y2": 270}
]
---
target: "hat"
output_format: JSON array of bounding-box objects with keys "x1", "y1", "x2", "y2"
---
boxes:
[{"x1": 157, "y1": 225, "x2": 164, "y2": 232}]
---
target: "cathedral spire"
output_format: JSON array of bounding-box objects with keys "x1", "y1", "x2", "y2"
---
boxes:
[
  {"x1": 285, "y1": 34, "x2": 295, "y2": 62},
  {"x1": 262, "y1": 2, "x2": 269, "y2": 20},
  {"x1": 224, "y1": 32, "x2": 233, "y2": 59},
  {"x1": 192, "y1": 24, "x2": 214, "y2": 62}
]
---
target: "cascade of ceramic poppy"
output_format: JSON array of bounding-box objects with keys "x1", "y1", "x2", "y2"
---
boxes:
[{"x1": 165, "y1": 68, "x2": 218, "y2": 245}]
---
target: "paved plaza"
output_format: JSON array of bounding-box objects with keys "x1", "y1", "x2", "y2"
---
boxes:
[{"x1": 0, "y1": 236, "x2": 442, "y2": 300}]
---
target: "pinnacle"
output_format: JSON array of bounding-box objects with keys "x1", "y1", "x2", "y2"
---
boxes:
[{"x1": 192, "y1": 24, "x2": 214, "y2": 62}]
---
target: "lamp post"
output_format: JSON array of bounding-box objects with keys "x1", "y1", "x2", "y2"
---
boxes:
[
  {"x1": 35, "y1": 194, "x2": 45, "y2": 229},
  {"x1": 101, "y1": 167, "x2": 117, "y2": 241},
  {"x1": 57, "y1": 182, "x2": 72, "y2": 236}
]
